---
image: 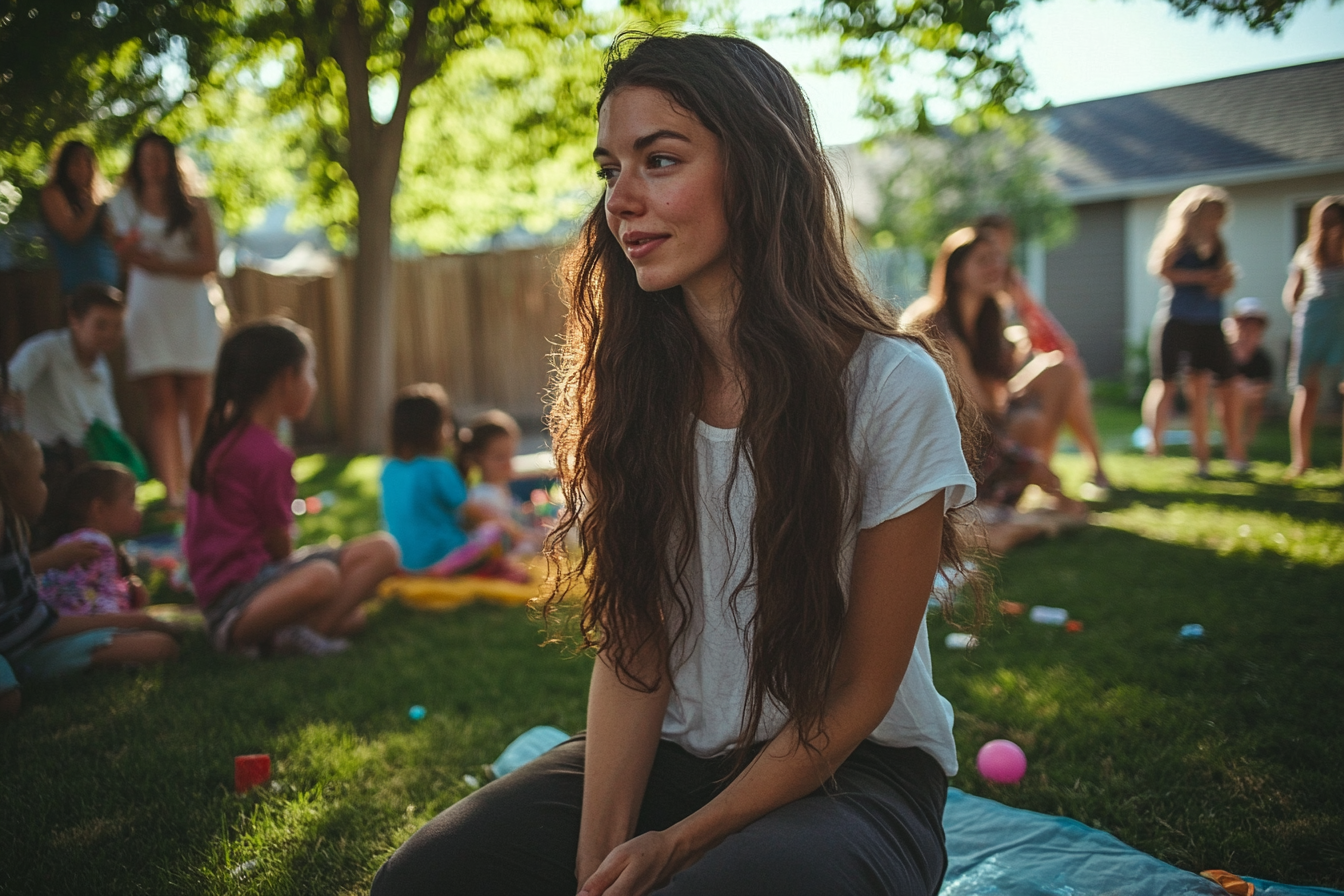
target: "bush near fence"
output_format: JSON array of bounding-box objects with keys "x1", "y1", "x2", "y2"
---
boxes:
[{"x1": 0, "y1": 246, "x2": 567, "y2": 451}]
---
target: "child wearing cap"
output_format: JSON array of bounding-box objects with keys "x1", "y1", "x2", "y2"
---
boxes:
[{"x1": 1225, "y1": 297, "x2": 1272, "y2": 449}]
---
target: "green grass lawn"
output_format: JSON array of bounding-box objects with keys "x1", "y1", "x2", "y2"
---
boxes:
[{"x1": 2, "y1": 405, "x2": 1342, "y2": 894}]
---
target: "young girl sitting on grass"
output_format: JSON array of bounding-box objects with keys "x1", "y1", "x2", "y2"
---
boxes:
[
  {"x1": 458, "y1": 410, "x2": 545, "y2": 554},
  {"x1": 39, "y1": 462, "x2": 150, "y2": 616},
  {"x1": 379, "y1": 386, "x2": 518, "y2": 579},
  {"x1": 1, "y1": 431, "x2": 178, "y2": 718},
  {"x1": 184, "y1": 319, "x2": 399, "y2": 658}
]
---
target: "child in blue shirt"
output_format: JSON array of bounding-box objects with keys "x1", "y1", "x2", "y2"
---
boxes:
[{"x1": 380, "y1": 384, "x2": 510, "y2": 576}]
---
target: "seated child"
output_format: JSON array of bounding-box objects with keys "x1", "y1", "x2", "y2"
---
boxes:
[
  {"x1": 458, "y1": 410, "x2": 545, "y2": 553},
  {"x1": 1, "y1": 431, "x2": 177, "y2": 718},
  {"x1": 1226, "y1": 297, "x2": 1273, "y2": 449},
  {"x1": 184, "y1": 319, "x2": 399, "y2": 658},
  {"x1": 39, "y1": 462, "x2": 149, "y2": 616},
  {"x1": 379, "y1": 385, "x2": 517, "y2": 579},
  {"x1": 5, "y1": 283, "x2": 134, "y2": 547}
]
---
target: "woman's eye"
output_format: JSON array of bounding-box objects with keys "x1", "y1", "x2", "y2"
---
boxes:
[
  {"x1": 597, "y1": 166, "x2": 617, "y2": 183},
  {"x1": 649, "y1": 155, "x2": 675, "y2": 170}
]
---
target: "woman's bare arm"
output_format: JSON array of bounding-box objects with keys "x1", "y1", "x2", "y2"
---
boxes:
[
  {"x1": 579, "y1": 494, "x2": 944, "y2": 896},
  {"x1": 1282, "y1": 267, "x2": 1304, "y2": 314},
  {"x1": 576, "y1": 635, "x2": 672, "y2": 889},
  {"x1": 40, "y1": 186, "x2": 100, "y2": 243}
]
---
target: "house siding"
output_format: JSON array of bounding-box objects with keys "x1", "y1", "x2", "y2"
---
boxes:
[{"x1": 1043, "y1": 201, "x2": 1128, "y2": 379}]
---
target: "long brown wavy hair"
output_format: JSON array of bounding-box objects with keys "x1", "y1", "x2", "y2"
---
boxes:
[
  {"x1": 543, "y1": 32, "x2": 986, "y2": 757},
  {"x1": 901, "y1": 226, "x2": 1013, "y2": 383},
  {"x1": 125, "y1": 132, "x2": 195, "y2": 236}
]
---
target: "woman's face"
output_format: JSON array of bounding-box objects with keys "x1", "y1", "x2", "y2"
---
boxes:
[
  {"x1": 1189, "y1": 202, "x2": 1225, "y2": 241},
  {"x1": 595, "y1": 87, "x2": 732, "y2": 300},
  {"x1": 136, "y1": 140, "x2": 173, "y2": 187},
  {"x1": 953, "y1": 241, "x2": 1008, "y2": 300},
  {"x1": 66, "y1": 149, "x2": 95, "y2": 190}
]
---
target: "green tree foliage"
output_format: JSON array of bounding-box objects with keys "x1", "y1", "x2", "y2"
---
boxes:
[{"x1": 866, "y1": 118, "x2": 1072, "y2": 263}]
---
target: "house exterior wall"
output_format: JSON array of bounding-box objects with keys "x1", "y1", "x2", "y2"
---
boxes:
[
  {"x1": 1042, "y1": 201, "x2": 1128, "y2": 378},
  {"x1": 1124, "y1": 172, "x2": 1344, "y2": 395}
]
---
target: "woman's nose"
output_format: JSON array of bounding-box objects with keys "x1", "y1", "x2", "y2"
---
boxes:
[{"x1": 604, "y1": 171, "x2": 644, "y2": 218}]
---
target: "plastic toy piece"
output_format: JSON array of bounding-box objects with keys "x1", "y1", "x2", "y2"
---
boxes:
[{"x1": 235, "y1": 754, "x2": 271, "y2": 793}]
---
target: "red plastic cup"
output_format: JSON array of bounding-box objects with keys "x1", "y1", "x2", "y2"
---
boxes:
[{"x1": 235, "y1": 754, "x2": 271, "y2": 793}]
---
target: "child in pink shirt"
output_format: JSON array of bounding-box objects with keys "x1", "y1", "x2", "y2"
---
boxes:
[{"x1": 184, "y1": 318, "x2": 399, "y2": 657}]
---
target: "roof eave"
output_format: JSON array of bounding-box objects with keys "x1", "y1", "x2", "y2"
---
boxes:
[{"x1": 1058, "y1": 158, "x2": 1344, "y2": 205}]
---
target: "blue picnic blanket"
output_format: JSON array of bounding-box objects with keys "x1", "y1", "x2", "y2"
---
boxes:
[{"x1": 942, "y1": 787, "x2": 1341, "y2": 895}]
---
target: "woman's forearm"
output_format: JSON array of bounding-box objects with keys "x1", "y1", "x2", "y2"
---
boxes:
[{"x1": 577, "y1": 650, "x2": 670, "y2": 882}]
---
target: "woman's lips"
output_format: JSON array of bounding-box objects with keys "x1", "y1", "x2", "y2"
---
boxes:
[{"x1": 623, "y1": 232, "x2": 670, "y2": 260}]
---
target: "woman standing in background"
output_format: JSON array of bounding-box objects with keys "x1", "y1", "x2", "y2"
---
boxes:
[
  {"x1": 40, "y1": 141, "x2": 119, "y2": 295},
  {"x1": 1284, "y1": 195, "x2": 1344, "y2": 476},
  {"x1": 108, "y1": 132, "x2": 225, "y2": 511}
]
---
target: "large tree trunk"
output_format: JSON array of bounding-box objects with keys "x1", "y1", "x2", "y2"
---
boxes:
[
  {"x1": 334, "y1": 0, "x2": 435, "y2": 452},
  {"x1": 348, "y1": 166, "x2": 399, "y2": 452}
]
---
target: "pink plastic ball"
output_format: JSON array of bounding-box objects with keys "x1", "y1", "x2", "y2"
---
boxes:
[{"x1": 976, "y1": 739, "x2": 1027, "y2": 784}]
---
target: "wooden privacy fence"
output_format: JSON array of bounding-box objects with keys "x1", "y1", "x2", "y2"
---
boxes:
[{"x1": 1, "y1": 246, "x2": 568, "y2": 450}]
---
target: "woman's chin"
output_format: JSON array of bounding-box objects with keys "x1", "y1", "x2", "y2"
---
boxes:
[{"x1": 633, "y1": 268, "x2": 677, "y2": 293}]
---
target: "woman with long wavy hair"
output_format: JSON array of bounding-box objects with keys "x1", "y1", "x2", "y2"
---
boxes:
[
  {"x1": 107, "y1": 132, "x2": 225, "y2": 511},
  {"x1": 39, "y1": 141, "x2": 119, "y2": 295},
  {"x1": 902, "y1": 227, "x2": 1087, "y2": 552},
  {"x1": 375, "y1": 33, "x2": 983, "y2": 896}
]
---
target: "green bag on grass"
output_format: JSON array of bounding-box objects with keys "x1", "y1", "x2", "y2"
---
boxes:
[{"x1": 83, "y1": 419, "x2": 150, "y2": 482}]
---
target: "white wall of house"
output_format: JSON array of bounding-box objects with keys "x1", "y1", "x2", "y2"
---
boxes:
[{"x1": 1124, "y1": 171, "x2": 1344, "y2": 392}]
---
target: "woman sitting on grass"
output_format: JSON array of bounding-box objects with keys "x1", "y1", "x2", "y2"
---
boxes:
[
  {"x1": 183, "y1": 319, "x2": 398, "y2": 658},
  {"x1": 1, "y1": 432, "x2": 178, "y2": 718},
  {"x1": 375, "y1": 32, "x2": 983, "y2": 896},
  {"x1": 902, "y1": 227, "x2": 1087, "y2": 553}
]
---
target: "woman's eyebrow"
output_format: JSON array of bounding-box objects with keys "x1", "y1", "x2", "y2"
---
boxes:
[{"x1": 593, "y1": 129, "x2": 692, "y2": 159}]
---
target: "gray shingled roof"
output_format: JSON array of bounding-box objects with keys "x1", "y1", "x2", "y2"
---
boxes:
[{"x1": 1039, "y1": 57, "x2": 1344, "y2": 200}]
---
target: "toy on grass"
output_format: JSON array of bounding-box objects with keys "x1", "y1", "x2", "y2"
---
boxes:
[
  {"x1": 408, "y1": 705, "x2": 427, "y2": 721},
  {"x1": 944, "y1": 632, "x2": 978, "y2": 650},
  {"x1": 1064, "y1": 620, "x2": 1084, "y2": 633},
  {"x1": 976, "y1": 739, "x2": 1027, "y2": 784},
  {"x1": 1179, "y1": 624, "x2": 1205, "y2": 640},
  {"x1": 998, "y1": 601, "x2": 1025, "y2": 616},
  {"x1": 235, "y1": 754, "x2": 271, "y2": 793},
  {"x1": 1029, "y1": 605, "x2": 1068, "y2": 626}
]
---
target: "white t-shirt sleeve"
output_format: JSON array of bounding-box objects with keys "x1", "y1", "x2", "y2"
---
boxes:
[
  {"x1": 6, "y1": 333, "x2": 51, "y2": 393},
  {"x1": 858, "y1": 339, "x2": 977, "y2": 530}
]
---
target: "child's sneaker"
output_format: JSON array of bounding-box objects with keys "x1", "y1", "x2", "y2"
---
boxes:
[{"x1": 272, "y1": 625, "x2": 349, "y2": 657}]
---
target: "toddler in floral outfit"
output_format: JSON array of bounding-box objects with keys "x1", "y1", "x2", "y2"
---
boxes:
[{"x1": 38, "y1": 463, "x2": 148, "y2": 615}]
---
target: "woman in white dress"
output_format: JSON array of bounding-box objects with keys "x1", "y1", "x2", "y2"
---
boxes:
[{"x1": 108, "y1": 133, "x2": 224, "y2": 510}]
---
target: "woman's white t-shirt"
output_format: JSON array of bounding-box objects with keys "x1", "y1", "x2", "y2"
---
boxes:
[{"x1": 660, "y1": 332, "x2": 976, "y2": 776}]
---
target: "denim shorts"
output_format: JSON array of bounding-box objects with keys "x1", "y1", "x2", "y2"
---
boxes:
[
  {"x1": 4, "y1": 628, "x2": 118, "y2": 682},
  {"x1": 202, "y1": 546, "x2": 343, "y2": 653}
]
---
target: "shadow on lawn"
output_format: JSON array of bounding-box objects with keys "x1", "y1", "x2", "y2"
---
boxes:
[{"x1": 1101, "y1": 483, "x2": 1344, "y2": 525}]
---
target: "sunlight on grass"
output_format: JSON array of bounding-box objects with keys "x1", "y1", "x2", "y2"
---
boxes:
[
  {"x1": 1097, "y1": 503, "x2": 1344, "y2": 566},
  {"x1": 292, "y1": 454, "x2": 329, "y2": 484},
  {"x1": 136, "y1": 478, "x2": 167, "y2": 506},
  {"x1": 338, "y1": 456, "x2": 384, "y2": 498}
]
